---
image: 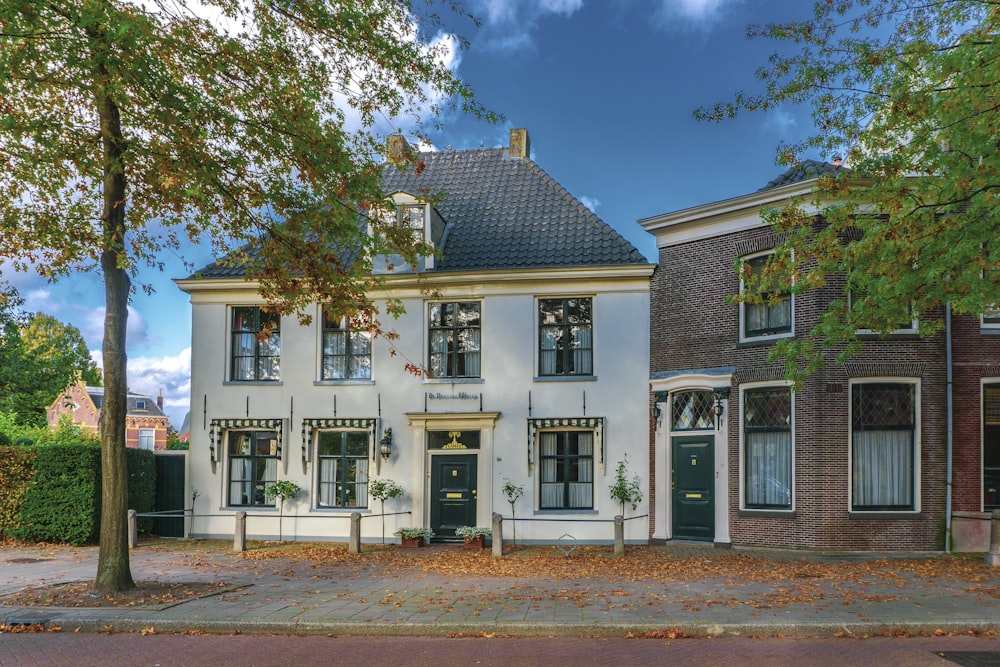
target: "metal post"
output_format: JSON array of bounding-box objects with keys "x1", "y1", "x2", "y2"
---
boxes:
[
  {"x1": 614, "y1": 515, "x2": 624, "y2": 558},
  {"x1": 234, "y1": 510, "x2": 246, "y2": 553},
  {"x1": 349, "y1": 512, "x2": 362, "y2": 554},
  {"x1": 987, "y1": 509, "x2": 1000, "y2": 567},
  {"x1": 128, "y1": 509, "x2": 137, "y2": 549},
  {"x1": 491, "y1": 512, "x2": 503, "y2": 557}
]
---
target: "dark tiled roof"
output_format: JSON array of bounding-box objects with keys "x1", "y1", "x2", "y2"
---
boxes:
[
  {"x1": 191, "y1": 145, "x2": 646, "y2": 278},
  {"x1": 382, "y1": 148, "x2": 646, "y2": 271},
  {"x1": 757, "y1": 159, "x2": 847, "y2": 191},
  {"x1": 86, "y1": 387, "x2": 167, "y2": 419}
]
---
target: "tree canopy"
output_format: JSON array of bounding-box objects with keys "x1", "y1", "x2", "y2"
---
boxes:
[
  {"x1": 698, "y1": 0, "x2": 1000, "y2": 381},
  {"x1": 0, "y1": 292, "x2": 101, "y2": 426},
  {"x1": 0, "y1": 0, "x2": 491, "y2": 591}
]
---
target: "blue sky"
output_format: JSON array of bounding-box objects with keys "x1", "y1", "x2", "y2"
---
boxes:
[{"x1": 4, "y1": 0, "x2": 818, "y2": 428}]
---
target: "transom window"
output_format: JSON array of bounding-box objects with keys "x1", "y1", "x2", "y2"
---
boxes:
[
  {"x1": 743, "y1": 386, "x2": 792, "y2": 509},
  {"x1": 321, "y1": 308, "x2": 372, "y2": 380},
  {"x1": 741, "y1": 254, "x2": 792, "y2": 339},
  {"x1": 228, "y1": 430, "x2": 279, "y2": 507},
  {"x1": 428, "y1": 301, "x2": 481, "y2": 378},
  {"x1": 231, "y1": 306, "x2": 280, "y2": 381},
  {"x1": 983, "y1": 384, "x2": 1000, "y2": 510},
  {"x1": 671, "y1": 390, "x2": 715, "y2": 431},
  {"x1": 538, "y1": 298, "x2": 593, "y2": 376},
  {"x1": 851, "y1": 382, "x2": 917, "y2": 511},
  {"x1": 539, "y1": 431, "x2": 594, "y2": 510},
  {"x1": 316, "y1": 431, "x2": 369, "y2": 509}
]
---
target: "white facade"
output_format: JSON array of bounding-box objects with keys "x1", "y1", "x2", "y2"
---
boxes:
[{"x1": 177, "y1": 265, "x2": 652, "y2": 544}]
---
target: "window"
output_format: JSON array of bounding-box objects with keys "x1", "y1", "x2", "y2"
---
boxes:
[
  {"x1": 227, "y1": 430, "x2": 280, "y2": 506},
  {"x1": 539, "y1": 431, "x2": 593, "y2": 509},
  {"x1": 428, "y1": 301, "x2": 480, "y2": 378},
  {"x1": 538, "y1": 298, "x2": 593, "y2": 376},
  {"x1": 983, "y1": 384, "x2": 1000, "y2": 510},
  {"x1": 851, "y1": 382, "x2": 917, "y2": 511},
  {"x1": 743, "y1": 386, "x2": 792, "y2": 509},
  {"x1": 741, "y1": 254, "x2": 792, "y2": 339},
  {"x1": 671, "y1": 390, "x2": 715, "y2": 431},
  {"x1": 321, "y1": 308, "x2": 372, "y2": 380},
  {"x1": 136, "y1": 400, "x2": 146, "y2": 409},
  {"x1": 231, "y1": 307, "x2": 280, "y2": 381},
  {"x1": 983, "y1": 305, "x2": 1000, "y2": 327},
  {"x1": 849, "y1": 289, "x2": 916, "y2": 333},
  {"x1": 316, "y1": 431, "x2": 369, "y2": 508},
  {"x1": 138, "y1": 428, "x2": 155, "y2": 451}
]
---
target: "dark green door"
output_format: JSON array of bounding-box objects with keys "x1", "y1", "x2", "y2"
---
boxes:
[
  {"x1": 430, "y1": 454, "x2": 477, "y2": 538},
  {"x1": 154, "y1": 453, "x2": 185, "y2": 538},
  {"x1": 672, "y1": 436, "x2": 714, "y2": 541}
]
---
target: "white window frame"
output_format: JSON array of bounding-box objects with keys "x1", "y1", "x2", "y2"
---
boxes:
[
  {"x1": 536, "y1": 295, "x2": 595, "y2": 378},
  {"x1": 848, "y1": 291, "x2": 918, "y2": 335},
  {"x1": 426, "y1": 300, "x2": 483, "y2": 380},
  {"x1": 738, "y1": 381, "x2": 795, "y2": 512},
  {"x1": 847, "y1": 378, "x2": 921, "y2": 514},
  {"x1": 314, "y1": 429, "x2": 371, "y2": 510},
  {"x1": 317, "y1": 306, "x2": 373, "y2": 382},
  {"x1": 225, "y1": 429, "x2": 281, "y2": 508},
  {"x1": 228, "y1": 305, "x2": 281, "y2": 383},
  {"x1": 138, "y1": 428, "x2": 155, "y2": 451},
  {"x1": 537, "y1": 428, "x2": 596, "y2": 511},
  {"x1": 738, "y1": 251, "x2": 794, "y2": 343}
]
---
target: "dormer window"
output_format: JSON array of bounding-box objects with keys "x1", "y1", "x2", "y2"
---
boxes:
[{"x1": 136, "y1": 400, "x2": 147, "y2": 409}]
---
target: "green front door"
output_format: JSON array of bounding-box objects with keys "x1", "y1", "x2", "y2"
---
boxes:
[
  {"x1": 672, "y1": 436, "x2": 714, "y2": 541},
  {"x1": 430, "y1": 454, "x2": 477, "y2": 538}
]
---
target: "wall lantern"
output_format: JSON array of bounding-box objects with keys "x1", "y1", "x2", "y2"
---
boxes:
[
  {"x1": 379, "y1": 427, "x2": 393, "y2": 460},
  {"x1": 712, "y1": 387, "x2": 730, "y2": 430}
]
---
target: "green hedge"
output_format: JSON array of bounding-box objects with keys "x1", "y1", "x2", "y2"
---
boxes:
[
  {"x1": 0, "y1": 446, "x2": 36, "y2": 538},
  {"x1": 7, "y1": 444, "x2": 157, "y2": 545}
]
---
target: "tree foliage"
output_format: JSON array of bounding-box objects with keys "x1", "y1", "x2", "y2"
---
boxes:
[
  {"x1": 698, "y1": 1, "x2": 1000, "y2": 381},
  {"x1": 0, "y1": 294, "x2": 101, "y2": 426},
  {"x1": 0, "y1": 0, "x2": 490, "y2": 591}
]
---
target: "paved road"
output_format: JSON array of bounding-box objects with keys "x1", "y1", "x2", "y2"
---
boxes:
[{"x1": 1, "y1": 634, "x2": 999, "y2": 666}]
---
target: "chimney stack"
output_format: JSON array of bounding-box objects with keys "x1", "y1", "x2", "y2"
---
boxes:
[
  {"x1": 509, "y1": 128, "x2": 530, "y2": 159},
  {"x1": 386, "y1": 134, "x2": 411, "y2": 163},
  {"x1": 157, "y1": 390, "x2": 163, "y2": 410}
]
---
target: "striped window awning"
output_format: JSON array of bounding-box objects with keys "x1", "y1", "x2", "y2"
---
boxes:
[
  {"x1": 526, "y1": 417, "x2": 605, "y2": 474},
  {"x1": 300, "y1": 418, "x2": 377, "y2": 462},
  {"x1": 209, "y1": 418, "x2": 284, "y2": 462}
]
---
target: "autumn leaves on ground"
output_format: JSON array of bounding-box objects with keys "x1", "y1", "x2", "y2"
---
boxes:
[{"x1": 1, "y1": 539, "x2": 996, "y2": 610}]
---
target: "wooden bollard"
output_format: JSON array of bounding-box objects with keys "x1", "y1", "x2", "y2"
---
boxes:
[
  {"x1": 613, "y1": 515, "x2": 624, "y2": 558},
  {"x1": 491, "y1": 512, "x2": 503, "y2": 557},
  {"x1": 349, "y1": 512, "x2": 362, "y2": 554},
  {"x1": 234, "y1": 510, "x2": 247, "y2": 553},
  {"x1": 128, "y1": 509, "x2": 137, "y2": 549}
]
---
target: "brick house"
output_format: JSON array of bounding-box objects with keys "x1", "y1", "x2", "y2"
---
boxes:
[
  {"x1": 176, "y1": 129, "x2": 655, "y2": 544},
  {"x1": 637, "y1": 160, "x2": 994, "y2": 551},
  {"x1": 47, "y1": 379, "x2": 170, "y2": 451}
]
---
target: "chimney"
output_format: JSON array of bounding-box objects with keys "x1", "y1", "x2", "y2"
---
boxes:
[
  {"x1": 157, "y1": 390, "x2": 163, "y2": 410},
  {"x1": 386, "y1": 134, "x2": 411, "y2": 163},
  {"x1": 509, "y1": 128, "x2": 530, "y2": 159}
]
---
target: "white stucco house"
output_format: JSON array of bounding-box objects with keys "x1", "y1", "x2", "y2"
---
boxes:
[{"x1": 176, "y1": 129, "x2": 654, "y2": 544}]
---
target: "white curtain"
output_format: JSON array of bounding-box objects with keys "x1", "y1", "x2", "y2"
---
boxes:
[
  {"x1": 229, "y1": 458, "x2": 253, "y2": 505},
  {"x1": 462, "y1": 329, "x2": 480, "y2": 376},
  {"x1": 853, "y1": 430, "x2": 913, "y2": 508},
  {"x1": 539, "y1": 328, "x2": 558, "y2": 374},
  {"x1": 745, "y1": 431, "x2": 792, "y2": 506},
  {"x1": 429, "y1": 330, "x2": 448, "y2": 376},
  {"x1": 319, "y1": 458, "x2": 338, "y2": 506},
  {"x1": 539, "y1": 432, "x2": 593, "y2": 509},
  {"x1": 572, "y1": 327, "x2": 592, "y2": 374},
  {"x1": 262, "y1": 458, "x2": 278, "y2": 506},
  {"x1": 353, "y1": 459, "x2": 370, "y2": 507}
]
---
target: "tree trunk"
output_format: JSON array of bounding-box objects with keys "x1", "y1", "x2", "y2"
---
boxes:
[{"x1": 93, "y1": 79, "x2": 134, "y2": 594}]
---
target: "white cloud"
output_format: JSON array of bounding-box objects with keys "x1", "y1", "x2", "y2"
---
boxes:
[
  {"x1": 653, "y1": 0, "x2": 738, "y2": 25},
  {"x1": 81, "y1": 305, "x2": 155, "y2": 351},
  {"x1": 578, "y1": 195, "x2": 601, "y2": 212},
  {"x1": 468, "y1": 0, "x2": 584, "y2": 52},
  {"x1": 122, "y1": 348, "x2": 192, "y2": 429},
  {"x1": 761, "y1": 107, "x2": 798, "y2": 136}
]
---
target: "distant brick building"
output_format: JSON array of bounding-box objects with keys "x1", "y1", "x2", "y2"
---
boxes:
[
  {"x1": 641, "y1": 160, "x2": 995, "y2": 552},
  {"x1": 47, "y1": 380, "x2": 169, "y2": 451}
]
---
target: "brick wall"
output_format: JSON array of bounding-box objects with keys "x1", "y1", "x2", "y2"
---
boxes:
[{"x1": 652, "y1": 226, "x2": 949, "y2": 550}]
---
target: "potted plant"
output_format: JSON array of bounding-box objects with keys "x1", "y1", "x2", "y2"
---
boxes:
[
  {"x1": 368, "y1": 477, "x2": 404, "y2": 544},
  {"x1": 394, "y1": 527, "x2": 434, "y2": 548},
  {"x1": 455, "y1": 525, "x2": 491, "y2": 549},
  {"x1": 264, "y1": 480, "x2": 301, "y2": 542}
]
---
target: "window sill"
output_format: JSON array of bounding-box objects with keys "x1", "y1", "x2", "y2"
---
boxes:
[
  {"x1": 533, "y1": 375, "x2": 597, "y2": 383},
  {"x1": 423, "y1": 378, "x2": 485, "y2": 385},
  {"x1": 980, "y1": 326, "x2": 1000, "y2": 335},
  {"x1": 738, "y1": 509, "x2": 796, "y2": 518},
  {"x1": 737, "y1": 335, "x2": 793, "y2": 348},
  {"x1": 223, "y1": 381, "x2": 283, "y2": 387},
  {"x1": 856, "y1": 332, "x2": 920, "y2": 340},
  {"x1": 313, "y1": 380, "x2": 375, "y2": 386},
  {"x1": 221, "y1": 506, "x2": 277, "y2": 512},
  {"x1": 311, "y1": 507, "x2": 371, "y2": 514},
  {"x1": 849, "y1": 511, "x2": 922, "y2": 520},
  {"x1": 534, "y1": 509, "x2": 598, "y2": 515}
]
